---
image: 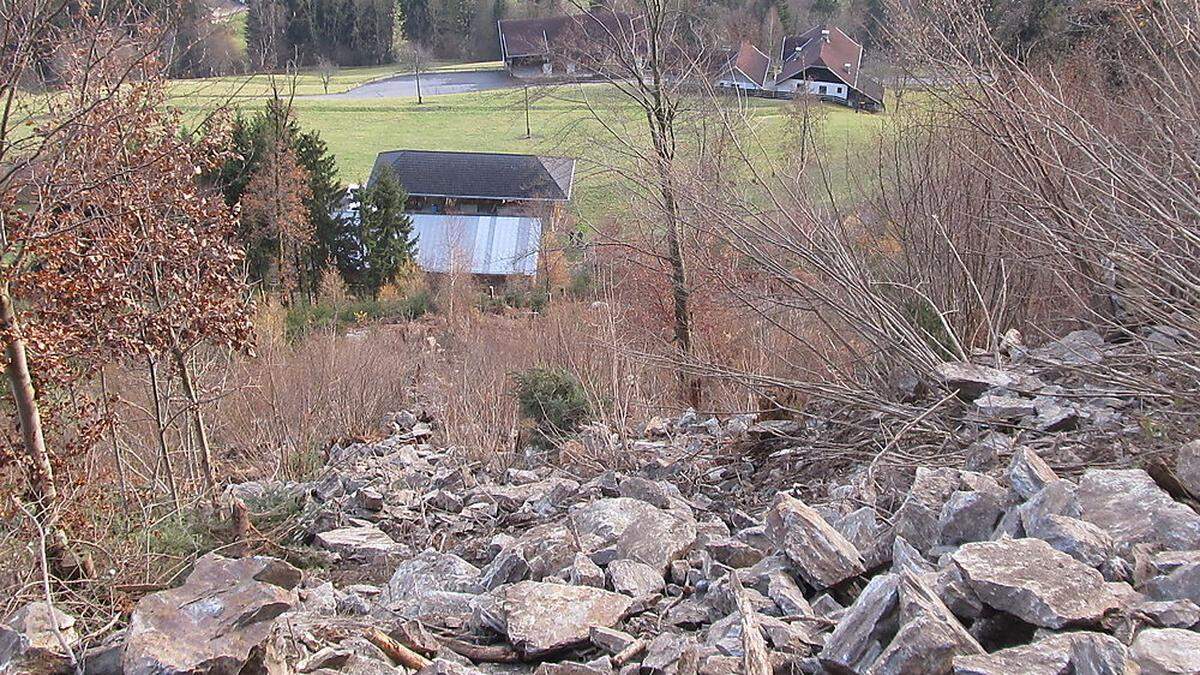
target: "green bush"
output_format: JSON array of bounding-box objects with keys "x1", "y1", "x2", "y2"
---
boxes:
[
  {"x1": 284, "y1": 292, "x2": 433, "y2": 340},
  {"x1": 512, "y1": 367, "x2": 591, "y2": 442}
]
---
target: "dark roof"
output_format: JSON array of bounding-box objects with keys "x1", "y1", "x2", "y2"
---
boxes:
[
  {"x1": 498, "y1": 11, "x2": 637, "y2": 59},
  {"x1": 720, "y1": 42, "x2": 771, "y2": 87},
  {"x1": 368, "y1": 150, "x2": 575, "y2": 202},
  {"x1": 777, "y1": 25, "x2": 862, "y2": 87}
]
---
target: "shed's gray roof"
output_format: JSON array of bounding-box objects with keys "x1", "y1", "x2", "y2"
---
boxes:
[
  {"x1": 368, "y1": 149, "x2": 575, "y2": 202},
  {"x1": 410, "y1": 214, "x2": 541, "y2": 276}
]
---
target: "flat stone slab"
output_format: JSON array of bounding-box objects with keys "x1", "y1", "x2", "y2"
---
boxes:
[
  {"x1": 1077, "y1": 469, "x2": 1200, "y2": 551},
  {"x1": 1130, "y1": 628, "x2": 1200, "y2": 675},
  {"x1": 501, "y1": 581, "x2": 633, "y2": 658},
  {"x1": 123, "y1": 553, "x2": 301, "y2": 675},
  {"x1": 314, "y1": 524, "x2": 403, "y2": 559},
  {"x1": 951, "y1": 538, "x2": 1120, "y2": 628}
]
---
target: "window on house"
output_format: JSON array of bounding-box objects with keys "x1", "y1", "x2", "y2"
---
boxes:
[{"x1": 818, "y1": 84, "x2": 827, "y2": 95}]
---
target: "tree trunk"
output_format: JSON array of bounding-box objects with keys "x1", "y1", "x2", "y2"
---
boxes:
[
  {"x1": 0, "y1": 288, "x2": 92, "y2": 578},
  {"x1": 0, "y1": 288, "x2": 56, "y2": 520},
  {"x1": 173, "y1": 348, "x2": 218, "y2": 505},
  {"x1": 147, "y1": 353, "x2": 181, "y2": 513}
]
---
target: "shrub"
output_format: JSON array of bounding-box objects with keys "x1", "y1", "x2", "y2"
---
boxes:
[{"x1": 512, "y1": 367, "x2": 591, "y2": 441}]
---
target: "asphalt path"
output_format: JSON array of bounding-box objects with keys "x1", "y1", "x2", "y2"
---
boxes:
[{"x1": 322, "y1": 70, "x2": 519, "y2": 99}]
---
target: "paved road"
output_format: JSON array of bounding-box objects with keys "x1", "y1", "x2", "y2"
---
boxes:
[{"x1": 323, "y1": 70, "x2": 519, "y2": 99}]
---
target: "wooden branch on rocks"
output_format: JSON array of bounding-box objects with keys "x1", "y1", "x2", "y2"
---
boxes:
[
  {"x1": 611, "y1": 638, "x2": 648, "y2": 667},
  {"x1": 730, "y1": 572, "x2": 772, "y2": 675},
  {"x1": 441, "y1": 638, "x2": 524, "y2": 664},
  {"x1": 364, "y1": 627, "x2": 431, "y2": 670}
]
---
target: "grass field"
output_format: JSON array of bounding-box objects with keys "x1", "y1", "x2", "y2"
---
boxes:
[{"x1": 169, "y1": 71, "x2": 893, "y2": 224}]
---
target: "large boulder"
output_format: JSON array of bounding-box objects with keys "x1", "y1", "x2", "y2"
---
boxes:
[
  {"x1": 1077, "y1": 469, "x2": 1200, "y2": 551},
  {"x1": 1130, "y1": 628, "x2": 1200, "y2": 675},
  {"x1": 313, "y1": 524, "x2": 405, "y2": 560},
  {"x1": 123, "y1": 553, "x2": 301, "y2": 675},
  {"x1": 819, "y1": 573, "x2": 900, "y2": 673},
  {"x1": 500, "y1": 581, "x2": 633, "y2": 658},
  {"x1": 569, "y1": 498, "x2": 696, "y2": 573},
  {"x1": 764, "y1": 494, "x2": 864, "y2": 589},
  {"x1": 953, "y1": 631, "x2": 1131, "y2": 674},
  {"x1": 869, "y1": 573, "x2": 983, "y2": 674},
  {"x1": 893, "y1": 468, "x2": 966, "y2": 554},
  {"x1": 934, "y1": 363, "x2": 1019, "y2": 401},
  {"x1": 0, "y1": 602, "x2": 80, "y2": 674},
  {"x1": 382, "y1": 550, "x2": 484, "y2": 624},
  {"x1": 950, "y1": 538, "x2": 1121, "y2": 628}
]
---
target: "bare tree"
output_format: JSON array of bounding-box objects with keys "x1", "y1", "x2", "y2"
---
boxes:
[
  {"x1": 0, "y1": 5, "x2": 252, "y2": 573},
  {"x1": 316, "y1": 55, "x2": 339, "y2": 94},
  {"x1": 558, "y1": 2, "x2": 711, "y2": 408}
]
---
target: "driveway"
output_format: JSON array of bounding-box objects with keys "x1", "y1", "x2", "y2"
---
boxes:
[{"x1": 323, "y1": 70, "x2": 519, "y2": 99}]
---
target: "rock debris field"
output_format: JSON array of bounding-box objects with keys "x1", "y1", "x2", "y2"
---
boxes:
[{"x1": 4, "y1": 329, "x2": 1200, "y2": 674}]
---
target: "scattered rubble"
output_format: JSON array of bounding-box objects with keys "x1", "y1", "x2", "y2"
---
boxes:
[{"x1": 21, "y1": 328, "x2": 1200, "y2": 674}]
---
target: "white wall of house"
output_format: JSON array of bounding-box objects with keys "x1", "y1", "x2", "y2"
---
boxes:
[
  {"x1": 716, "y1": 71, "x2": 759, "y2": 90},
  {"x1": 777, "y1": 78, "x2": 847, "y2": 99}
]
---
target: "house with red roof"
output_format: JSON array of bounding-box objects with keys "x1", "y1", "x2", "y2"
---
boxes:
[
  {"x1": 773, "y1": 26, "x2": 885, "y2": 111},
  {"x1": 715, "y1": 42, "x2": 772, "y2": 91}
]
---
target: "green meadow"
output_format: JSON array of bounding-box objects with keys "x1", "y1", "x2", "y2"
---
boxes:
[{"x1": 168, "y1": 64, "x2": 895, "y2": 224}]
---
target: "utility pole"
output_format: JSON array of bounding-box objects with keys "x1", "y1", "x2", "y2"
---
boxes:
[
  {"x1": 414, "y1": 46, "x2": 423, "y2": 104},
  {"x1": 524, "y1": 86, "x2": 531, "y2": 138}
]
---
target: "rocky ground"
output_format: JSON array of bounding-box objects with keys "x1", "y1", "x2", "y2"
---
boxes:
[{"x1": 3, "y1": 329, "x2": 1200, "y2": 674}]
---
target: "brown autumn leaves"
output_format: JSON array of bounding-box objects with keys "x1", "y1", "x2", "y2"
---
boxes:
[{"x1": 1, "y1": 11, "x2": 253, "y2": 571}]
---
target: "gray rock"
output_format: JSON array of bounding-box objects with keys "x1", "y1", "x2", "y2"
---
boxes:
[
  {"x1": 569, "y1": 553, "x2": 606, "y2": 588},
  {"x1": 1008, "y1": 448, "x2": 1059, "y2": 500},
  {"x1": 1018, "y1": 479, "x2": 1081, "y2": 533},
  {"x1": 939, "y1": 490, "x2": 1005, "y2": 547},
  {"x1": 480, "y1": 548, "x2": 530, "y2": 590},
  {"x1": 607, "y1": 559, "x2": 664, "y2": 597},
  {"x1": 1130, "y1": 627, "x2": 1200, "y2": 675},
  {"x1": 951, "y1": 538, "x2": 1121, "y2": 628},
  {"x1": 570, "y1": 498, "x2": 696, "y2": 574},
  {"x1": 1026, "y1": 514, "x2": 1115, "y2": 569},
  {"x1": 892, "y1": 536, "x2": 934, "y2": 575},
  {"x1": 764, "y1": 493, "x2": 865, "y2": 589},
  {"x1": 1033, "y1": 330, "x2": 1105, "y2": 367},
  {"x1": 953, "y1": 631, "x2": 1131, "y2": 675},
  {"x1": 869, "y1": 573, "x2": 983, "y2": 674},
  {"x1": 1132, "y1": 599, "x2": 1200, "y2": 629},
  {"x1": 934, "y1": 362, "x2": 1019, "y2": 400},
  {"x1": 894, "y1": 468, "x2": 966, "y2": 554},
  {"x1": 641, "y1": 632, "x2": 695, "y2": 674},
  {"x1": 590, "y1": 626, "x2": 637, "y2": 654},
  {"x1": 964, "y1": 433, "x2": 1013, "y2": 472},
  {"x1": 501, "y1": 581, "x2": 633, "y2": 658},
  {"x1": 383, "y1": 550, "x2": 483, "y2": 623},
  {"x1": 1177, "y1": 439, "x2": 1200, "y2": 499},
  {"x1": 0, "y1": 602, "x2": 80, "y2": 674},
  {"x1": 314, "y1": 524, "x2": 403, "y2": 560},
  {"x1": 617, "y1": 476, "x2": 674, "y2": 508},
  {"x1": 123, "y1": 553, "x2": 300, "y2": 674},
  {"x1": 819, "y1": 573, "x2": 900, "y2": 673},
  {"x1": 974, "y1": 393, "x2": 1037, "y2": 419},
  {"x1": 833, "y1": 507, "x2": 881, "y2": 562},
  {"x1": 1078, "y1": 469, "x2": 1200, "y2": 551},
  {"x1": 765, "y1": 569, "x2": 812, "y2": 617},
  {"x1": 934, "y1": 563, "x2": 984, "y2": 620},
  {"x1": 1142, "y1": 562, "x2": 1200, "y2": 606},
  {"x1": 707, "y1": 536, "x2": 765, "y2": 569},
  {"x1": 534, "y1": 661, "x2": 612, "y2": 675}
]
